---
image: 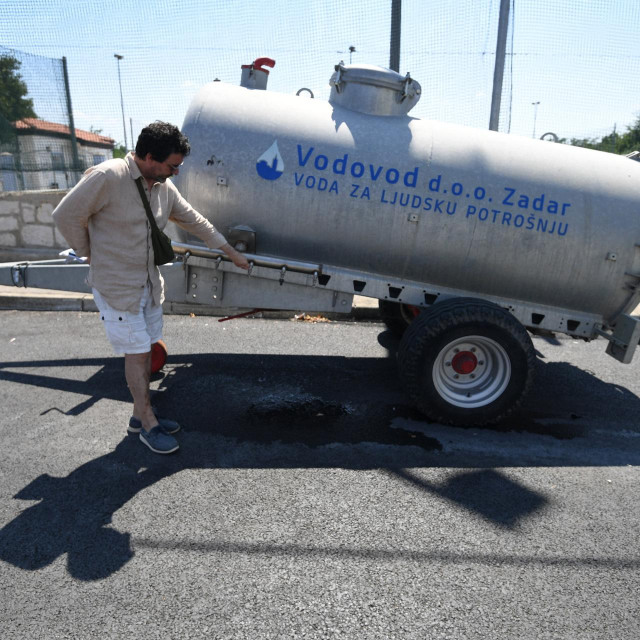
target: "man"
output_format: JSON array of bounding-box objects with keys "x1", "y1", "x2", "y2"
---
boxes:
[{"x1": 53, "y1": 121, "x2": 249, "y2": 454}]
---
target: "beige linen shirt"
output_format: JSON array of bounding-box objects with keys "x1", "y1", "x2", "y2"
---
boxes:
[{"x1": 52, "y1": 153, "x2": 227, "y2": 312}]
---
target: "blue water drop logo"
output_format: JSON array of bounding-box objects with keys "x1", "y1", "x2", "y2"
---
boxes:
[{"x1": 256, "y1": 141, "x2": 284, "y2": 180}]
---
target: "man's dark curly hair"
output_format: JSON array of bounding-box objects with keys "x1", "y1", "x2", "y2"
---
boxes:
[{"x1": 135, "y1": 121, "x2": 191, "y2": 162}]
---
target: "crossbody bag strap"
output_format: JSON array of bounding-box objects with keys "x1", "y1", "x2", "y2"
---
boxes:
[{"x1": 134, "y1": 177, "x2": 161, "y2": 233}]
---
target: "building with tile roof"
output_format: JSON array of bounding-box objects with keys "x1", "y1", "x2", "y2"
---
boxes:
[{"x1": 1, "y1": 119, "x2": 116, "y2": 192}]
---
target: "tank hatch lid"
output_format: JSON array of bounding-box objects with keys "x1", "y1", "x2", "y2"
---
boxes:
[{"x1": 329, "y1": 63, "x2": 421, "y2": 117}]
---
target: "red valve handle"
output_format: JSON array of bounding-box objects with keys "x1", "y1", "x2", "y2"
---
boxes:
[{"x1": 241, "y1": 57, "x2": 276, "y2": 74}]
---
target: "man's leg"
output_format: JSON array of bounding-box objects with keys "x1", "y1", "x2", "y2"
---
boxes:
[
  {"x1": 93, "y1": 285, "x2": 178, "y2": 453},
  {"x1": 125, "y1": 349, "x2": 178, "y2": 453},
  {"x1": 127, "y1": 345, "x2": 180, "y2": 435},
  {"x1": 124, "y1": 351, "x2": 157, "y2": 431}
]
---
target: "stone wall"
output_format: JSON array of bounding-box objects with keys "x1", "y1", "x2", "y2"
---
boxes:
[{"x1": 0, "y1": 190, "x2": 69, "y2": 262}]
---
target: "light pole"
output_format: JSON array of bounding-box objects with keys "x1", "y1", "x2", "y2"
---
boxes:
[
  {"x1": 114, "y1": 54, "x2": 128, "y2": 150},
  {"x1": 348, "y1": 46, "x2": 356, "y2": 64},
  {"x1": 531, "y1": 101, "x2": 540, "y2": 139}
]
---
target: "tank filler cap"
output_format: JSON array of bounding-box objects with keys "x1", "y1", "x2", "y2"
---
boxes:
[
  {"x1": 240, "y1": 57, "x2": 276, "y2": 90},
  {"x1": 329, "y1": 63, "x2": 421, "y2": 117}
]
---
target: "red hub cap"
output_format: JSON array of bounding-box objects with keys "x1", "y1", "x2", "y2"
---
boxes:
[{"x1": 451, "y1": 351, "x2": 478, "y2": 375}]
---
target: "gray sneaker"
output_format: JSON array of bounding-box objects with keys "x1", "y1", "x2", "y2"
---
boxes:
[
  {"x1": 139, "y1": 426, "x2": 179, "y2": 454},
  {"x1": 128, "y1": 415, "x2": 180, "y2": 435}
]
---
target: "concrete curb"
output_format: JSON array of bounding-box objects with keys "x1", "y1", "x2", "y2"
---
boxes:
[
  {"x1": 0, "y1": 286, "x2": 382, "y2": 321},
  {"x1": 0, "y1": 289, "x2": 97, "y2": 313}
]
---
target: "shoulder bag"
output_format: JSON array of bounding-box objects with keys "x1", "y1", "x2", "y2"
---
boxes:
[{"x1": 135, "y1": 177, "x2": 175, "y2": 265}]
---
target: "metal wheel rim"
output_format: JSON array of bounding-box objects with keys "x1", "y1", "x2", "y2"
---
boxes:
[{"x1": 432, "y1": 335, "x2": 511, "y2": 408}]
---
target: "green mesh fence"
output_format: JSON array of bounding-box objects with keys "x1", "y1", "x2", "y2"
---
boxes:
[
  {"x1": 0, "y1": 46, "x2": 81, "y2": 190},
  {"x1": 0, "y1": 0, "x2": 639, "y2": 191}
]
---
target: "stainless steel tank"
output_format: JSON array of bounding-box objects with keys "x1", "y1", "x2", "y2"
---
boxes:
[{"x1": 175, "y1": 63, "x2": 640, "y2": 325}]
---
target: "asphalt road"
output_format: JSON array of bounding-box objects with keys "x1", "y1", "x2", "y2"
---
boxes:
[{"x1": 0, "y1": 310, "x2": 639, "y2": 639}]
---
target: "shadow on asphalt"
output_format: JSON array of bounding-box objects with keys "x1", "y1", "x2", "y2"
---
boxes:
[{"x1": 1, "y1": 329, "x2": 639, "y2": 580}]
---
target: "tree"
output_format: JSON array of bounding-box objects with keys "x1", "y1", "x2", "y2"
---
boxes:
[
  {"x1": 113, "y1": 144, "x2": 127, "y2": 159},
  {"x1": 0, "y1": 54, "x2": 37, "y2": 145},
  {"x1": 565, "y1": 116, "x2": 640, "y2": 156},
  {"x1": 0, "y1": 54, "x2": 37, "y2": 122},
  {"x1": 616, "y1": 116, "x2": 640, "y2": 155}
]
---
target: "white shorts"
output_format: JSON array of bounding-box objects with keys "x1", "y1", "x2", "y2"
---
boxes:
[{"x1": 92, "y1": 285, "x2": 163, "y2": 355}]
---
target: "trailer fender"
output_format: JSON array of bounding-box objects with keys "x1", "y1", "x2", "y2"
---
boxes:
[
  {"x1": 378, "y1": 299, "x2": 421, "y2": 337},
  {"x1": 151, "y1": 340, "x2": 168, "y2": 374}
]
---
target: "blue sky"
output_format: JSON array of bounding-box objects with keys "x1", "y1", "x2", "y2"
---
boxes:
[{"x1": 1, "y1": 0, "x2": 639, "y2": 147}]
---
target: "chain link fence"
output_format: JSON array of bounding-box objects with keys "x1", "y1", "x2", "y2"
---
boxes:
[
  {"x1": 1, "y1": 1, "x2": 639, "y2": 191},
  {"x1": 0, "y1": 46, "x2": 115, "y2": 191},
  {"x1": 1, "y1": 47, "x2": 66, "y2": 190}
]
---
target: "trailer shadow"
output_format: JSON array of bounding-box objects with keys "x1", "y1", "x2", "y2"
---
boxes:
[
  {"x1": 3, "y1": 342, "x2": 636, "y2": 455},
  {"x1": 377, "y1": 328, "x2": 640, "y2": 441},
  {"x1": 1, "y1": 334, "x2": 639, "y2": 581}
]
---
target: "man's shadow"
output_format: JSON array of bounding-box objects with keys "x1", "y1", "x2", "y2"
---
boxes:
[
  {"x1": 0, "y1": 436, "x2": 548, "y2": 581},
  {"x1": 0, "y1": 440, "x2": 168, "y2": 581}
]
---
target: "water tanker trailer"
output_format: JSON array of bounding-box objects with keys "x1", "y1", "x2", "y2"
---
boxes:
[
  {"x1": 3, "y1": 60, "x2": 640, "y2": 426},
  {"x1": 170, "y1": 60, "x2": 640, "y2": 425}
]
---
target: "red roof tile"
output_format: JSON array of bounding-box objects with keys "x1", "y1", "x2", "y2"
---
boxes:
[{"x1": 13, "y1": 118, "x2": 115, "y2": 147}]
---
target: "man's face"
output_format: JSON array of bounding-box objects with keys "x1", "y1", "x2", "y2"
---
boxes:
[{"x1": 142, "y1": 152, "x2": 184, "y2": 183}]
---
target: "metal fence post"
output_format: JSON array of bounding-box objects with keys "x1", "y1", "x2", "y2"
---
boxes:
[
  {"x1": 389, "y1": 0, "x2": 401, "y2": 72},
  {"x1": 489, "y1": 0, "x2": 511, "y2": 131},
  {"x1": 62, "y1": 56, "x2": 81, "y2": 184}
]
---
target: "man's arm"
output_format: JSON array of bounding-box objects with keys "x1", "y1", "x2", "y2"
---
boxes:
[
  {"x1": 218, "y1": 242, "x2": 250, "y2": 270},
  {"x1": 169, "y1": 190, "x2": 249, "y2": 269},
  {"x1": 52, "y1": 170, "x2": 109, "y2": 259}
]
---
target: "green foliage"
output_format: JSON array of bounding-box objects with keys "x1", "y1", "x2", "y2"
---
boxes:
[
  {"x1": 0, "y1": 55, "x2": 37, "y2": 122},
  {"x1": 112, "y1": 144, "x2": 127, "y2": 159},
  {"x1": 565, "y1": 116, "x2": 640, "y2": 155},
  {"x1": 0, "y1": 114, "x2": 15, "y2": 148},
  {"x1": 0, "y1": 54, "x2": 37, "y2": 146}
]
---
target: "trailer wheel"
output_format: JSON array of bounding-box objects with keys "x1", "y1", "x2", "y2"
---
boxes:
[
  {"x1": 379, "y1": 300, "x2": 421, "y2": 337},
  {"x1": 398, "y1": 297, "x2": 536, "y2": 426},
  {"x1": 151, "y1": 340, "x2": 168, "y2": 374}
]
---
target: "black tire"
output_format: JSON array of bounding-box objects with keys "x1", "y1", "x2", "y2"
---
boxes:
[
  {"x1": 378, "y1": 300, "x2": 421, "y2": 337},
  {"x1": 398, "y1": 297, "x2": 536, "y2": 426}
]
